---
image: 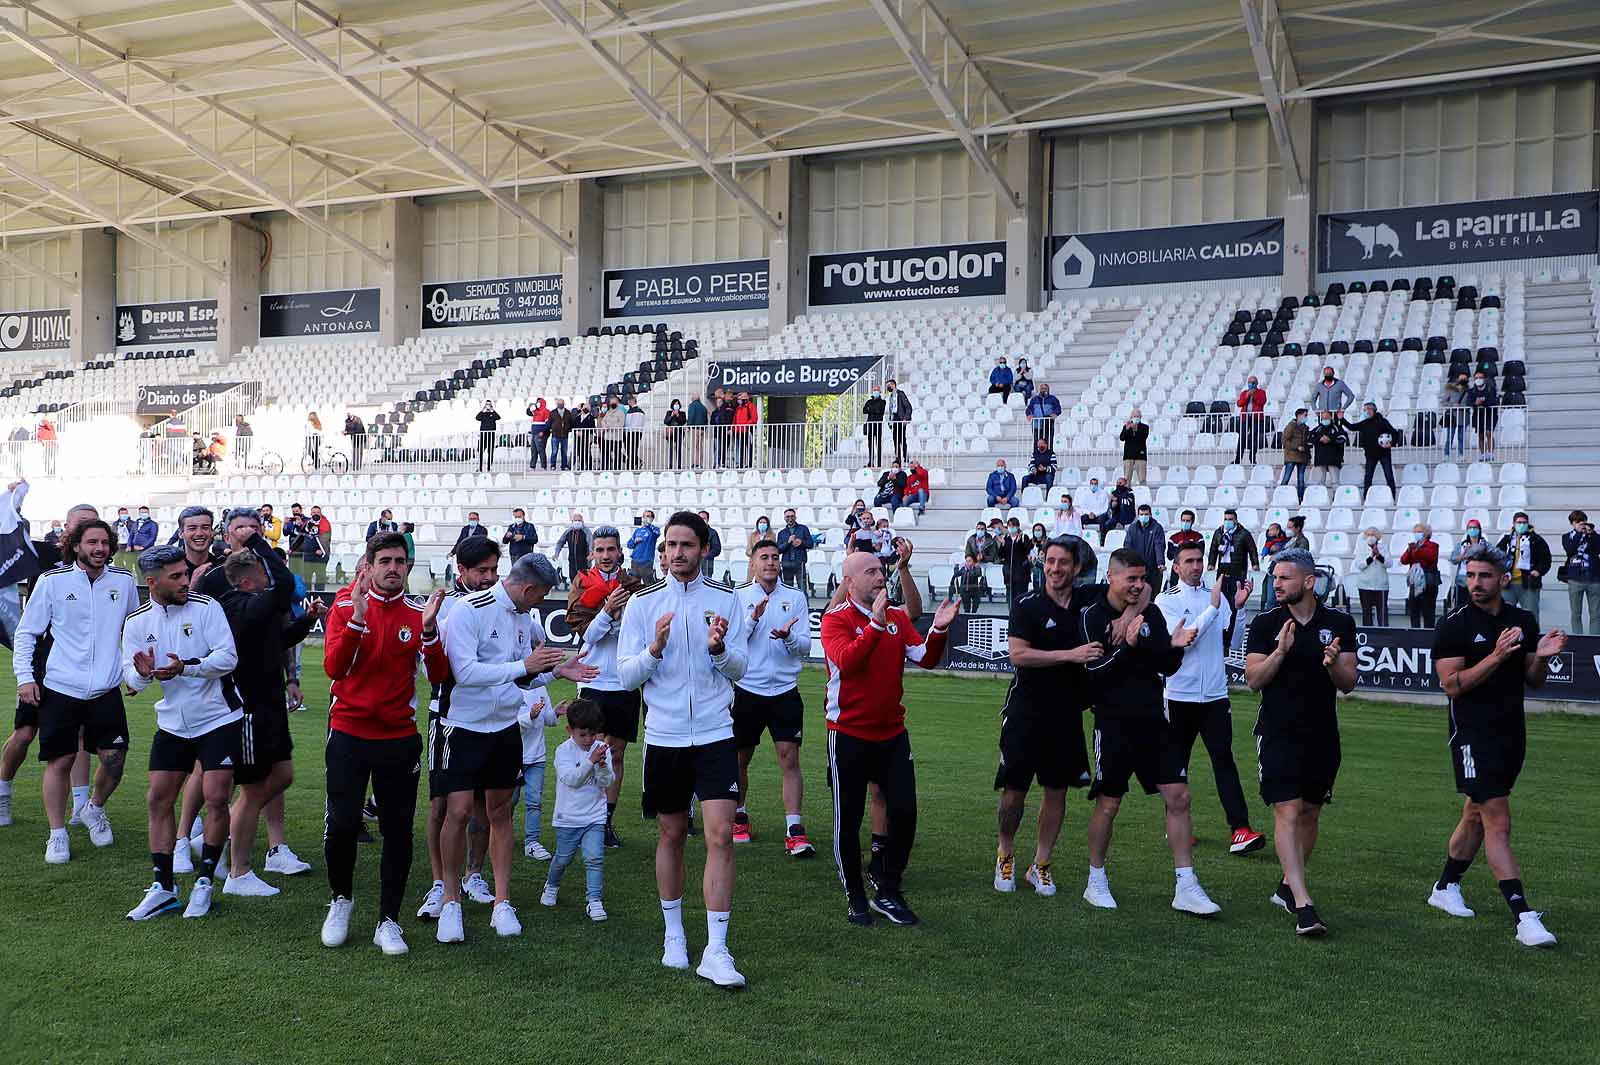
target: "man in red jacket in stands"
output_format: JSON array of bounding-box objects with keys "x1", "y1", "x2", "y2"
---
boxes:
[
  {"x1": 319, "y1": 532, "x2": 449, "y2": 957},
  {"x1": 821, "y1": 550, "x2": 957, "y2": 928}
]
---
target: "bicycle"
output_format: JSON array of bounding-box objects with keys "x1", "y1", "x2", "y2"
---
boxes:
[
  {"x1": 302, "y1": 449, "x2": 350, "y2": 476},
  {"x1": 240, "y1": 450, "x2": 285, "y2": 476}
]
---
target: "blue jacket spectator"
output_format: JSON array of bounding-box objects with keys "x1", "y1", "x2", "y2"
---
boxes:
[
  {"x1": 777, "y1": 511, "x2": 813, "y2": 575},
  {"x1": 130, "y1": 512, "x2": 159, "y2": 550},
  {"x1": 1124, "y1": 507, "x2": 1166, "y2": 578},
  {"x1": 627, "y1": 518, "x2": 660, "y2": 571},
  {"x1": 1026, "y1": 389, "x2": 1061, "y2": 422},
  {"x1": 986, "y1": 461, "x2": 1018, "y2": 507},
  {"x1": 988, "y1": 358, "x2": 1014, "y2": 403}
]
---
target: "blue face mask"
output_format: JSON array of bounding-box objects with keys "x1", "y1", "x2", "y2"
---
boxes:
[
  {"x1": 1137, "y1": 514, "x2": 1150, "y2": 525},
  {"x1": 1224, "y1": 520, "x2": 1237, "y2": 533},
  {"x1": 1181, "y1": 520, "x2": 1193, "y2": 531}
]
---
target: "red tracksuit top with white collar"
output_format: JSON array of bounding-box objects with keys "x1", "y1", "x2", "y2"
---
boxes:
[
  {"x1": 820, "y1": 599, "x2": 948, "y2": 741},
  {"x1": 325, "y1": 587, "x2": 450, "y2": 741}
]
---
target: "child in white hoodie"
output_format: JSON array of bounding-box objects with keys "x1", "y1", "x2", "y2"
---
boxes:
[
  {"x1": 516, "y1": 684, "x2": 562, "y2": 861},
  {"x1": 540, "y1": 698, "x2": 614, "y2": 921}
]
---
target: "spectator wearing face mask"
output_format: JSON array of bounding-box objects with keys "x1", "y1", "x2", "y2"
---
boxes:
[
  {"x1": 965, "y1": 521, "x2": 998, "y2": 564},
  {"x1": 503, "y1": 508, "x2": 539, "y2": 562},
  {"x1": 988, "y1": 357, "x2": 1014, "y2": 404},
  {"x1": 1447, "y1": 520, "x2": 1485, "y2": 612},
  {"x1": 663, "y1": 400, "x2": 687, "y2": 469},
  {"x1": 684, "y1": 394, "x2": 707, "y2": 469},
  {"x1": 1098, "y1": 477, "x2": 1136, "y2": 544},
  {"x1": 1207, "y1": 508, "x2": 1258, "y2": 646},
  {"x1": 475, "y1": 401, "x2": 501, "y2": 472},
  {"x1": 1309, "y1": 410, "x2": 1348, "y2": 488},
  {"x1": 1236, "y1": 375, "x2": 1268, "y2": 463},
  {"x1": 1124, "y1": 504, "x2": 1165, "y2": 586},
  {"x1": 1259, "y1": 522, "x2": 1289, "y2": 608},
  {"x1": 953, "y1": 551, "x2": 986, "y2": 613},
  {"x1": 1051, "y1": 493, "x2": 1084, "y2": 538},
  {"x1": 999, "y1": 518, "x2": 1032, "y2": 601},
  {"x1": 1120, "y1": 409, "x2": 1149, "y2": 485},
  {"x1": 1314, "y1": 366, "x2": 1355, "y2": 414},
  {"x1": 1019, "y1": 440, "x2": 1057, "y2": 493},
  {"x1": 1026, "y1": 384, "x2": 1061, "y2": 448},
  {"x1": 844, "y1": 499, "x2": 869, "y2": 532},
  {"x1": 1344, "y1": 401, "x2": 1401, "y2": 500},
  {"x1": 1464, "y1": 370, "x2": 1499, "y2": 462},
  {"x1": 862, "y1": 386, "x2": 887, "y2": 467},
  {"x1": 1028, "y1": 523, "x2": 1048, "y2": 591},
  {"x1": 1400, "y1": 522, "x2": 1440, "y2": 629},
  {"x1": 1280, "y1": 407, "x2": 1311, "y2": 503},
  {"x1": 1442, "y1": 371, "x2": 1471, "y2": 459},
  {"x1": 1354, "y1": 527, "x2": 1390, "y2": 626},
  {"x1": 1014, "y1": 360, "x2": 1034, "y2": 403},
  {"x1": 1495, "y1": 512, "x2": 1551, "y2": 624},
  {"x1": 554, "y1": 512, "x2": 590, "y2": 584},
  {"x1": 625, "y1": 511, "x2": 660, "y2": 582},
  {"x1": 1560, "y1": 509, "x2": 1600, "y2": 635},
  {"x1": 1079, "y1": 477, "x2": 1109, "y2": 539},
  {"x1": 746, "y1": 515, "x2": 774, "y2": 580},
  {"x1": 902, "y1": 462, "x2": 931, "y2": 516},
  {"x1": 876, "y1": 462, "x2": 908, "y2": 511},
  {"x1": 527, "y1": 397, "x2": 551, "y2": 469},
  {"x1": 986, "y1": 460, "x2": 1017, "y2": 508},
  {"x1": 777, "y1": 509, "x2": 813, "y2": 588},
  {"x1": 885, "y1": 379, "x2": 913, "y2": 465},
  {"x1": 1166, "y1": 509, "x2": 1203, "y2": 588}
]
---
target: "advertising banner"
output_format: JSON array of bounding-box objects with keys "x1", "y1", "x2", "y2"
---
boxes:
[
  {"x1": 422, "y1": 275, "x2": 562, "y2": 330},
  {"x1": 260, "y1": 288, "x2": 380, "y2": 338},
  {"x1": 809, "y1": 241, "x2": 1007, "y2": 306},
  {"x1": 116, "y1": 299, "x2": 218, "y2": 346},
  {"x1": 1050, "y1": 219, "x2": 1284, "y2": 290},
  {"x1": 0, "y1": 308, "x2": 70, "y2": 352},
  {"x1": 603, "y1": 259, "x2": 768, "y2": 318},
  {"x1": 705, "y1": 356, "x2": 879, "y2": 395},
  {"x1": 135, "y1": 382, "x2": 245, "y2": 415},
  {"x1": 1317, "y1": 192, "x2": 1599, "y2": 272}
]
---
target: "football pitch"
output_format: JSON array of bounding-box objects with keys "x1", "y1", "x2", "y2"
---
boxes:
[{"x1": 0, "y1": 650, "x2": 1595, "y2": 1065}]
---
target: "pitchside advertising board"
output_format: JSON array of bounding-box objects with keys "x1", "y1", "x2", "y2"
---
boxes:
[
  {"x1": 260, "y1": 288, "x2": 380, "y2": 338},
  {"x1": 421, "y1": 275, "x2": 562, "y2": 330},
  {"x1": 116, "y1": 299, "x2": 218, "y2": 346},
  {"x1": 0, "y1": 308, "x2": 70, "y2": 352},
  {"x1": 1050, "y1": 219, "x2": 1284, "y2": 291},
  {"x1": 603, "y1": 259, "x2": 768, "y2": 319},
  {"x1": 809, "y1": 241, "x2": 1006, "y2": 306},
  {"x1": 1318, "y1": 191, "x2": 1600, "y2": 272},
  {"x1": 705, "y1": 356, "x2": 879, "y2": 396}
]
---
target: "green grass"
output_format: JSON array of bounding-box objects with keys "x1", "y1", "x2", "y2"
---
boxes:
[{"x1": 0, "y1": 650, "x2": 1596, "y2": 1065}]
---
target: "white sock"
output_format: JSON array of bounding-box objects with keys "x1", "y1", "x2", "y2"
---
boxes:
[
  {"x1": 660, "y1": 897, "x2": 685, "y2": 939},
  {"x1": 71, "y1": 785, "x2": 89, "y2": 809},
  {"x1": 1088, "y1": 864, "x2": 1108, "y2": 886},
  {"x1": 1175, "y1": 866, "x2": 1196, "y2": 884},
  {"x1": 707, "y1": 909, "x2": 730, "y2": 950},
  {"x1": 432, "y1": 879, "x2": 444, "y2": 890},
  {"x1": 0, "y1": 779, "x2": 12, "y2": 797},
  {"x1": 736, "y1": 805, "x2": 747, "y2": 815},
  {"x1": 190, "y1": 816, "x2": 204, "y2": 839},
  {"x1": 49, "y1": 826, "x2": 67, "y2": 841},
  {"x1": 785, "y1": 814, "x2": 803, "y2": 830}
]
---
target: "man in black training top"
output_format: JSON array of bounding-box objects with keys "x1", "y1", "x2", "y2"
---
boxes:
[
  {"x1": 1244, "y1": 547, "x2": 1356, "y2": 937},
  {"x1": 1427, "y1": 544, "x2": 1564, "y2": 948},
  {"x1": 1078, "y1": 548, "x2": 1220, "y2": 917}
]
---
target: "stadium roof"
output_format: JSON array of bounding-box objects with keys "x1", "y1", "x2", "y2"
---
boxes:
[{"x1": 0, "y1": 0, "x2": 1596, "y2": 249}]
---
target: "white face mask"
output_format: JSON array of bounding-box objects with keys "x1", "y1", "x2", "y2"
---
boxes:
[{"x1": 1366, "y1": 535, "x2": 1379, "y2": 545}]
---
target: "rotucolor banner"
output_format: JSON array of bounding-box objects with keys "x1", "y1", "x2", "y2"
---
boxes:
[
  {"x1": 116, "y1": 299, "x2": 218, "y2": 346},
  {"x1": 1050, "y1": 218, "x2": 1284, "y2": 290},
  {"x1": 705, "y1": 356, "x2": 880, "y2": 395},
  {"x1": 809, "y1": 241, "x2": 1007, "y2": 306},
  {"x1": 1317, "y1": 191, "x2": 1600, "y2": 272},
  {"x1": 603, "y1": 259, "x2": 768, "y2": 318},
  {"x1": 260, "y1": 288, "x2": 380, "y2": 338},
  {"x1": 0, "y1": 308, "x2": 70, "y2": 352},
  {"x1": 422, "y1": 275, "x2": 562, "y2": 330}
]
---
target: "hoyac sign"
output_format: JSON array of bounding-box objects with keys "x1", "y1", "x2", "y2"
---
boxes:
[
  {"x1": 0, "y1": 308, "x2": 70, "y2": 351},
  {"x1": 1318, "y1": 192, "x2": 1599, "y2": 271},
  {"x1": 809, "y1": 241, "x2": 1006, "y2": 306}
]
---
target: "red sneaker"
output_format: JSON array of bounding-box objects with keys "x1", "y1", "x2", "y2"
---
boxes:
[
  {"x1": 784, "y1": 832, "x2": 815, "y2": 858},
  {"x1": 732, "y1": 820, "x2": 753, "y2": 845},
  {"x1": 1229, "y1": 827, "x2": 1266, "y2": 855}
]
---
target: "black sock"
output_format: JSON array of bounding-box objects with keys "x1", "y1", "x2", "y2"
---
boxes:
[
  {"x1": 200, "y1": 842, "x2": 222, "y2": 883},
  {"x1": 1499, "y1": 878, "x2": 1531, "y2": 917},
  {"x1": 1436, "y1": 856, "x2": 1473, "y2": 890},
  {"x1": 870, "y1": 833, "x2": 888, "y2": 855},
  {"x1": 152, "y1": 851, "x2": 174, "y2": 892},
  {"x1": 1275, "y1": 880, "x2": 1295, "y2": 905},
  {"x1": 606, "y1": 802, "x2": 616, "y2": 823}
]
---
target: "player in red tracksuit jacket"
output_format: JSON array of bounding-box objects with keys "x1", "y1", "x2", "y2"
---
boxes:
[
  {"x1": 821, "y1": 550, "x2": 956, "y2": 928},
  {"x1": 320, "y1": 533, "x2": 450, "y2": 955}
]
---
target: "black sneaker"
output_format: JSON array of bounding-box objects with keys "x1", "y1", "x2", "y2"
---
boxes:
[
  {"x1": 846, "y1": 905, "x2": 874, "y2": 927},
  {"x1": 686, "y1": 816, "x2": 701, "y2": 838},
  {"x1": 869, "y1": 892, "x2": 920, "y2": 927},
  {"x1": 603, "y1": 822, "x2": 622, "y2": 849},
  {"x1": 1295, "y1": 904, "x2": 1328, "y2": 937},
  {"x1": 355, "y1": 826, "x2": 375, "y2": 844},
  {"x1": 362, "y1": 797, "x2": 379, "y2": 821},
  {"x1": 1271, "y1": 881, "x2": 1295, "y2": 912},
  {"x1": 865, "y1": 853, "x2": 884, "y2": 895}
]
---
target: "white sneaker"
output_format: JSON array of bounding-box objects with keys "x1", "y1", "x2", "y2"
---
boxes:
[
  {"x1": 264, "y1": 844, "x2": 312, "y2": 875},
  {"x1": 188, "y1": 830, "x2": 204, "y2": 858},
  {"x1": 172, "y1": 845, "x2": 194, "y2": 875},
  {"x1": 436, "y1": 901, "x2": 465, "y2": 943},
  {"x1": 1427, "y1": 883, "x2": 1475, "y2": 918},
  {"x1": 183, "y1": 878, "x2": 214, "y2": 918},
  {"x1": 524, "y1": 839, "x2": 552, "y2": 861},
  {"x1": 993, "y1": 854, "x2": 1016, "y2": 893},
  {"x1": 1025, "y1": 863, "x2": 1057, "y2": 897},
  {"x1": 44, "y1": 833, "x2": 70, "y2": 865},
  {"x1": 1515, "y1": 911, "x2": 1557, "y2": 948},
  {"x1": 1083, "y1": 878, "x2": 1118, "y2": 910},
  {"x1": 661, "y1": 934, "x2": 690, "y2": 970},
  {"x1": 1173, "y1": 878, "x2": 1222, "y2": 916},
  {"x1": 586, "y1": 898, "x2": 608, "y2": 922},
  {"x1": 460, "y1": 872, "x2": 494, "y2": 904},
  {"x1": 490, "y1": 900, "x2": 522, "y2": 937},
  {"x1": 696, "y1": 946, "x2": 747, "y2": 988},
  {"x1": 127, "y1": 882, "x2": 181, "y2": 920},
  {"x1": 321, "y1": 897, "x2": 354, "y2": 947},
  {"x1": 416, "y1": 881, "x2": 445, "y2": 920},
  {"x1": 540, "y1": 884, "x2": 559, "y2": 907},
  {"x1": 80, "y1": 803, "x2": 113, "y2": 847},
  {"x1": 373, "y1": 919, "x2": 409, "y2": 956},
  {"x1": 0, "y1": 791, "x2": 11, "y2": 826},
  {"x1": 222, "y1": 870, "x2": 280, "y2": 897}
]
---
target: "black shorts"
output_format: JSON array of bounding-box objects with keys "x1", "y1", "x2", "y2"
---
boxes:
[
  {"x1": 1088, "y1": 714, "x2": 1185, "y2": 799},
  {"x1": 1257, "y1": 731, "x2": 1341, "y2": 806},
  {"x1": 641, "y1": 738, "x2": 739, "y2": 817},
  {"x1": 732, "y1": 687, "x2": 804, "y2": 749},
  {"x1": 995, "y1": 710, "x2": 1089, "y2": 793},
  {"x1": 37, "y1": 687, "x2": 129, "y2": 763},
  {"x1": 14, "y1": 700, "x2": 38, "y2": 730},
  {"x1": 149, "y1": 720, "x2": 242, "y2": 774},
  {"x1": 430, "y1": 722, "x2": 522, "y2": 797},
  {"x1": 235, "y1": 707, "x2": 293, "y2": 786},
  {"x1": 582, "y1": 687, "x2": 642, "y2": 745},
  {"x1": 1452, "y1": 730, "x2": 1524, "y2": 803}
]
